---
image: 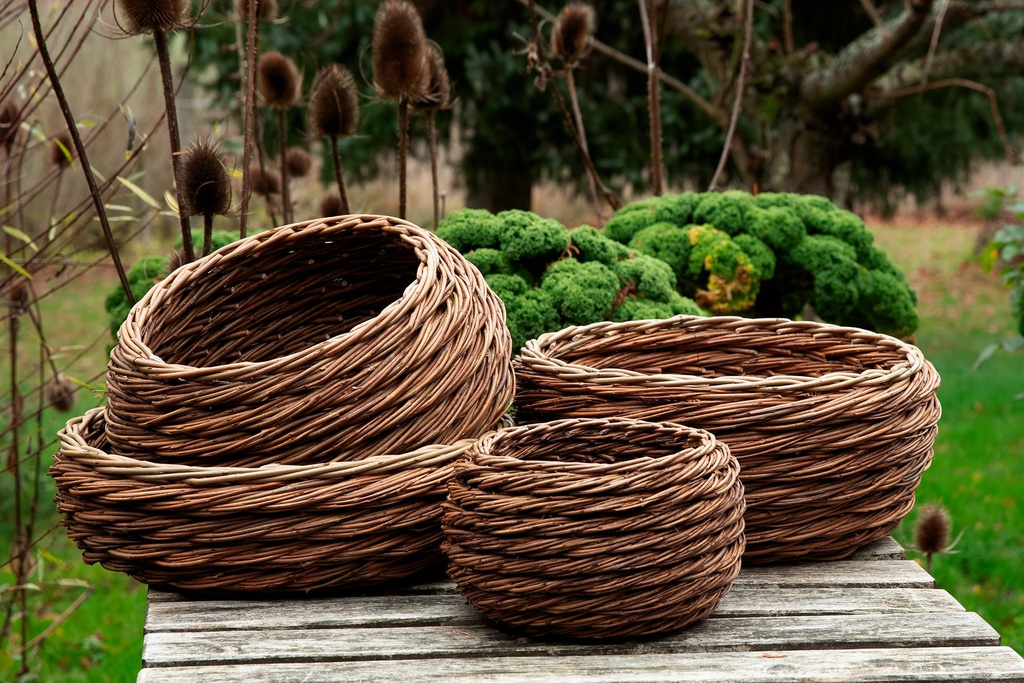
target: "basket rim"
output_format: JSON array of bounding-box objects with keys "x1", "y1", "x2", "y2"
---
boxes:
[
  {"x1": 518, "y1": 315, "x2": 934, "y2": 394},
  {"x1": 59, "y1": 407, "x2": 475, "y2": 485},
  {"x1": 469, "y1": 417, "x2": 725, "y2": 475},
  {"x1": 117, "y1": 214, "x2": 447, "y2": 376}
]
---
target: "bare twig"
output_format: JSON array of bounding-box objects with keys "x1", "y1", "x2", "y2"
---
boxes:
[
  {"x1": 858, "y1": 0, "x2": 886, "y2": 28},
  {"x1": 921, "y1": 0, "x2": 950, "y2": 85},
  {"x1": 27, "y1": 0, "x2": 134, "y2": 304},
  {"x1": 710, "y1": 0, "x2": 754, "y2": 191},
  {"x1": 240, "y1": 0, "x2": 260, "y2": 237},
  {"x1": 17, "y1": 587, "x2": 94, "y2": 656},
  {"x1": 638, "y1": 0, "x2": 664, "y2": 195},
  {"x1": 565, "y1": 69, "x2": 603, "y2": 223}
]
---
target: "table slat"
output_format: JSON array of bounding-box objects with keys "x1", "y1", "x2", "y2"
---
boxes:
[
  {"x1": 136, "y1": 646, "x2": 1024, "y2": 682},
  {"x1": 145, "y1": 587, "x2": 964, "y2": 633},
  {"x1": 142, "y1": 612, "x2": 1000, "y2": 667}
]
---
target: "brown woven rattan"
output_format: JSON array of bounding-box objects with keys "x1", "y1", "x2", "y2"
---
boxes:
[
  {"x1": 513, "y1": 316, "x2": 941, "y2": 564},
  {"x1": 51, "y1": 407, "x2": 475, "y2": 592},
  {"x1": 442, "y1": 417, "x2": 745, "y2": 639},
  {"x1": 105, "y1": 214, "x2": 513, "y2": 467}
]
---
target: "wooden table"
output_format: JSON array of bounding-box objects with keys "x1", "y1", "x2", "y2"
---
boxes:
[{"x1": 138, "y1": 537, "x2": 1024, "y2": 682}]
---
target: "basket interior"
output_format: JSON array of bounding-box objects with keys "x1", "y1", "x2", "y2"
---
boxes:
[
  {"x1": 556, "y1": 327, "x2": 906, "y2": 379},
  {"x1": 490, "y1": 427, "x2": 706, "y2": 464},
  {"x1": 141, "y1": 228, "x2": 421, "y2": 366}
]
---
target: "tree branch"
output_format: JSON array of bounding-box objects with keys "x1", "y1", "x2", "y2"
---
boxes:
[
  {"x1": 866, "y1": 77, "x2": 1016, "y2": 163},
  {"x1": 875, "y1": 37, "x2": 1024, "y2": 88},
  {"x1": 800, "y1": 0, "x2": 935, "y2": 109}
]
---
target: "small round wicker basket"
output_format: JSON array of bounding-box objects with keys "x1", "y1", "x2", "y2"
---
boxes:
[
  {"x1": 513, "y1": 316, "x2": 941, "y2": 564},
  {"x1": 51, "y1": 407, "x2": 474, "y2": 592},
  {"x1": 105, "y1": 214, "x2": 514, "y2": 467},
  {"x1": 442, "y1": 417, "x2": 745, "y2": 639}
]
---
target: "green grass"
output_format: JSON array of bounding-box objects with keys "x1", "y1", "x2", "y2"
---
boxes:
[{"x1": 872, "y1": 219, "x2": 1024, "y2": 654}]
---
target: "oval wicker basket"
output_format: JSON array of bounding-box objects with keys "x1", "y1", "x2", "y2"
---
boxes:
[
  {"x1": 513, "y1": 316, "x2": 941, "y2": 564},
  {"x1": 51, "y1": 407, "x2": 476, "y2": 592},
  {"x1": 442, "y1": 417, "x2": 745, "y2": 639},
  {"x1": 105, "y1": 214, "x2": 514, "y2": 467}
]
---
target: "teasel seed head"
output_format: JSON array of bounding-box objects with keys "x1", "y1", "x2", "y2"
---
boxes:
[
  {"x1": 250, "y1": 166, "x2": 281, "y2": 196},
  {"x1": 45, "y1": 374, "x2": 77, "y2": 413},
  {"x1": 235, "y1": 0, "x2": 277, "y2": 22},
  {"x1": 551, "y1": 2, "x2": 596, "y2": 62},
  {"x1": 0, "y1": 100, "x2": 21, "y2": 153},
  {"x1": 49, "y1": 130, "x2": 74, "y2": 168},
  {"x1": 284, "y1": 147, "x2": 312, "y2": 179},
  {"x1": 412, "y1": 45, "x2": 451, "y2": 112},
  {"x1": 257, "y1": 51, "x2": 301, "y2": 110},
  {"x1": 372, "y1": 0, "x2": 430, "y2": 102},
  {"x1": 915, "y1": 504, "x2": 952, "y2": 555},
  {"x1": 181, "y1": 137, "x2": 232, "y2": 218},
  {"x1": 318, "y1": 193, "x2": 343, "y2": 217},
  {"x1": 308, "y1": 64, "x2": 359, "y2": 138},
  {"x1": 116, "y1": 0, "x2": 188, "y2": 34}
]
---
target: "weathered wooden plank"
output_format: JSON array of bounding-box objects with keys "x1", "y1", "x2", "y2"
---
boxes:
[
  {"x1": 145, "y1": 587, "x2": 964, "y2": 633},
  {"x1": 847, "y1": 536, "x2": 906, "y2": 561},
  {"x1": 736, "y1": 560, "x2": 932, "y2": 588},
  {"x1": 141, "y1": 612, "x2": 1000, "y2": 667},
  {"x1": 145, "y1": 559, "x2": 934, "y2": 605},
  {"x1": 136, "y1": 646, "x2": 1024, "y2": 682}
]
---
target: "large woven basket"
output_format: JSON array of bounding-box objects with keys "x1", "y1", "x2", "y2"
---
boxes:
[
  {"x1": 51, "y1": 407, "x2": 476, "y2": 592},
  {"x1": 514, "y1": 316, "x2": 941, "y2": 564},
  {"x1": 105, "y1": 214, "x2": 513, "y2": 467},
  {"x1": 442, "y1": 417, "x2": 745, "y2": 639}
]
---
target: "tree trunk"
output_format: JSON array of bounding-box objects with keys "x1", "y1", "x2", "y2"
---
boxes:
[
  {"x1": 762, "y1": 117, "x2": 843, "y2": 196},
  {"x1": 466, "y1": 165, "x2": 533, "y2": 212}
]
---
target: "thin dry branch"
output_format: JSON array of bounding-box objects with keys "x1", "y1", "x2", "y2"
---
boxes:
[
  {"x1": 709, "y1": 0, "x2": 754, "y2": 191},
  {"x1": 26, "y1": 0, "x2": 134, "y2": 303},
  {"x1": 800, "y1": 0, "x2": 935, "y2": 108},
  {"x1": 867, "y1": 77, "x2": 1017, "y2": 163}
]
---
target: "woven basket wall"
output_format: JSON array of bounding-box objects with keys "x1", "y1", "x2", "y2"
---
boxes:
[
  {"x1": 513, "y1": 316, "x2": 941, "y2": 564},
  {"x1": 51, "y1": 407, "x2": 474, "y2": 592},
  {"x1": 105, "y1": 214, "x2": 514, "y2": 467},
  {"x1": 442, "y1": 417, "x2": 745, "y2": 639}
]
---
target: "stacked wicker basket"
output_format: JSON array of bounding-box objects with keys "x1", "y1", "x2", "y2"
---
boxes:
[{"x1": 51, "y1": 215, "x2": 514, "y2": 592}]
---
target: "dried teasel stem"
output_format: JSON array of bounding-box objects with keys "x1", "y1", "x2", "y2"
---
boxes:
[
  {"x1": 27, "y1": 0, "x2": 134, "y2": 304},
  {"x1": 327, "y1": 137, "x2": 350, "y2": 214},
  {"x1": 239, "y1": 0, "x2": 261, "y2": 237},
  {"x1": 277, "y1": 108, "x2": 291, "y2": 223},
  {"x1": 372, "y1": 0, "x2": 430, "y2": 219},
  {"x1": 154, "y1": 28, "x2": 195, "y2": 261}
]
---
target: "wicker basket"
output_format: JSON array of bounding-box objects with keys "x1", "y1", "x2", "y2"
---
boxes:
[
  {"x1": 51, "y1": 407, "x2": 477, "y2": 592},
  {"x1": 514, "y1": 316, "x2": 941, "y2": 564},
  {"x1": 442, "y1": 417, "x2": 745, "y2": 639},
  {"x1": 105, "y1": 214, "x2": 513, "y2": 467}
]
